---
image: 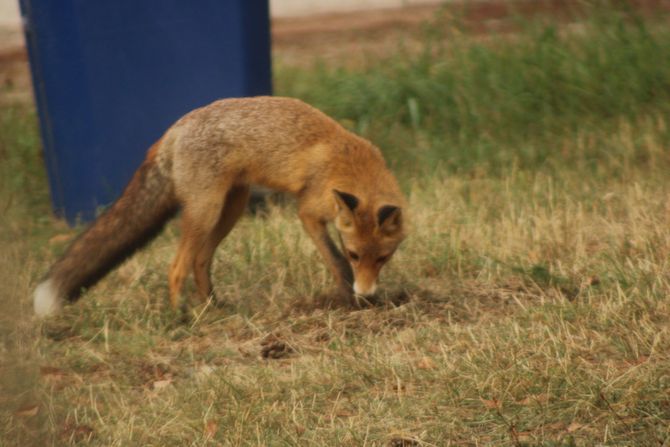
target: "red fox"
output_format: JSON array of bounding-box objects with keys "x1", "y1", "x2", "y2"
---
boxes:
[{"x1": 33, "y1": 97, "x2": 407, "y2": 316}]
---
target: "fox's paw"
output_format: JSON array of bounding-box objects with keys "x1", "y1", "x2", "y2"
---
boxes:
[{"x1": 33, "y1": 279, "x2": 63, "y2": 317}]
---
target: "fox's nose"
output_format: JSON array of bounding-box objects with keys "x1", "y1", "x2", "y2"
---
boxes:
[{"x1": 353, "y1": 280, "x2": 377, "y2": 296}]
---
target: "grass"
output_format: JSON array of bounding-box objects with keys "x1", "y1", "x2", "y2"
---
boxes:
[
  {"x1": 277, "y1": 3, "x2": 670, "y2": 178},
  {"x1": 2, "y1": 3, "x2": 670, "y2": 446}
]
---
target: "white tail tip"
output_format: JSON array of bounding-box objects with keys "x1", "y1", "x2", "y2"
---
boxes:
[{"x1": 33, "y1": 279, "x2": 62, "y2": 317}]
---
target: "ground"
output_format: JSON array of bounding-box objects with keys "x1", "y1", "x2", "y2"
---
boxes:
[
  {"x1": 2, "y1": 2, "x2": 670, "y2": 446},
  {"x1": 7, "y1": 0, "x2": 664, "y2": 100}
]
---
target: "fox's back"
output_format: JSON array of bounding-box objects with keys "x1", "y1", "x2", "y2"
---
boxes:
[
  {"x1": 167, "y1": 96, "x2": 343, "y2": 158},
  {"x1": 161, "y1": 97, "x2": 394, "y2": 196}
]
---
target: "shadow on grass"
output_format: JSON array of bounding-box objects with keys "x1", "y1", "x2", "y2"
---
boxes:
[{"x1": 290, "y1": 288, "x2": 412, "y2": 314}]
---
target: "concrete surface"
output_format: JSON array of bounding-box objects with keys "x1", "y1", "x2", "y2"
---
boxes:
[
  {"x1": 0, "y1": 0, "x2": 444, "y2": 51},
  {"x1": 0, "y1": 0, "x2": 19, "y2": 27},
  {"x1": 270, "y1": 0, "x2": 442, "y2": 17},
  {"x1": 0, "y1": 0, "x2": 444, "y2": 27}
]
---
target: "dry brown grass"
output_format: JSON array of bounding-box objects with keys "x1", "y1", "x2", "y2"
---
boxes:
[
  {"x1": 3, "y1": 6, "x2": 670, "y2": 444},
  {"x1": 3, "y1": 151, "x2": 670, "y2": 445}
]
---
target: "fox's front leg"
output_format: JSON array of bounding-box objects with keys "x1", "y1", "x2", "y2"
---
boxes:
[{"x1": 299, "y1": 212, "x2": 353, "y2": 293}]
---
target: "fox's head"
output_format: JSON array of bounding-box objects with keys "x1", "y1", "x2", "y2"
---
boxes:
[{"x1": 333, "y1": 189, "x2": 406, "y2": 297}]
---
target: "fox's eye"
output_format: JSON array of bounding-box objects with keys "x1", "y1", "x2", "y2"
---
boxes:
[
  {"x1": 376, "y1": 255, "x2": 389, "y2": 264},
  {"x1": 348, "y1": 251, "x2": 359, "y2": 261}
]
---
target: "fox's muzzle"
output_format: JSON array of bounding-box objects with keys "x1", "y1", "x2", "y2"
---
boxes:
[{"x1": 353, "y1": 279, "x2": 377, "y2": 296}]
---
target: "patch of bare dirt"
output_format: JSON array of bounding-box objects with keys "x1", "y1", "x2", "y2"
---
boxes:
[
  {"x1": 1, "y1": 1, "x2": 669, "y2": 103},
  {"x1": 0, "y1": 44, "x2": 31, "y2": 105},
  {"x1": 272, "y1": 0, "x2": 670, "y2": 66}
]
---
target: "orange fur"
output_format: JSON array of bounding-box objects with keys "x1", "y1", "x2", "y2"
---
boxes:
[{"x1": 35, "y1": 97, "x2": 407, "y2": 315}]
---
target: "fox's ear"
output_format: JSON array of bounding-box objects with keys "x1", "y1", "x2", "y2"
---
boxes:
[
  {"x1": 333, "y1": 190, "x2": 359, "y2": 212},
  {"x1": 378, "y1": 205, "x2": 402, "y2": 234}
]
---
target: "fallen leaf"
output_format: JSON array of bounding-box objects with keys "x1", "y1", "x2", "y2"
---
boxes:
[
  {"x1": 61, "y1": 422, "x2": 94, "y2": 441},
  {"x1": 427, "y1": 344, "x2": 441, "y2": 354},
  {"x1": 204, "y1": 420, "x2": 218, "y2": 438},
  {"x1": 48, "y1": 233, "x2": 74, "y2": 245},
  {"x1": 517, "y1": 393, "x2": 549, "y2": 405},
  {"x1": 567, "y1": 422, "x2": 585, "y2": 433},
  {"x1": 628, "y1": 355, "x2": 649, "y2": 366},
  {"x1": 517, "y1": 431, "x2": 533, "y2": 442},
  {"x1": 416, "y1": 356, "x2": 436, "y2": 370},
  {"x1": 480, "y1": 397, "x2": 502, "y2": 410},
  {"x1": 534, "y1": 393, "x2": 550, "y2": 404},
  {"x1": 40, "y1": 365, "x2": 66, "y2": 379},
  {"x1": 544, "y1": 421, "x2": 566, "y2": 431},
  {"x1": 517, "y1": 396, "x2": 532, "y2": 405},
  {"x1": 153, "y1": 379, "x2": 172, "y2": 390},
  {"x1": 15, "y1": 404, "x2": 39, "y2": 418}
]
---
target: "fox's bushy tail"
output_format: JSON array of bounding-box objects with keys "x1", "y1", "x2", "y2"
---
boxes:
[{"x1": 34, "y1": 152, "x2": 178, "y2": 316}]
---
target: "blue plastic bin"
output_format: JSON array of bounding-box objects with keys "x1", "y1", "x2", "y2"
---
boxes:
[{"x1": 20, "y1": 0, "x2": 272, "y2": 224}]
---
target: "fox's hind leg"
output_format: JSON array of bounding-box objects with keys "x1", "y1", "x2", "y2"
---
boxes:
[
  {"x1": 192, "y1": 185, "x2": 250, "y2": 302},
  {"x1": 168, "y1": 186, "x2": 231, "y2": 310}
]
